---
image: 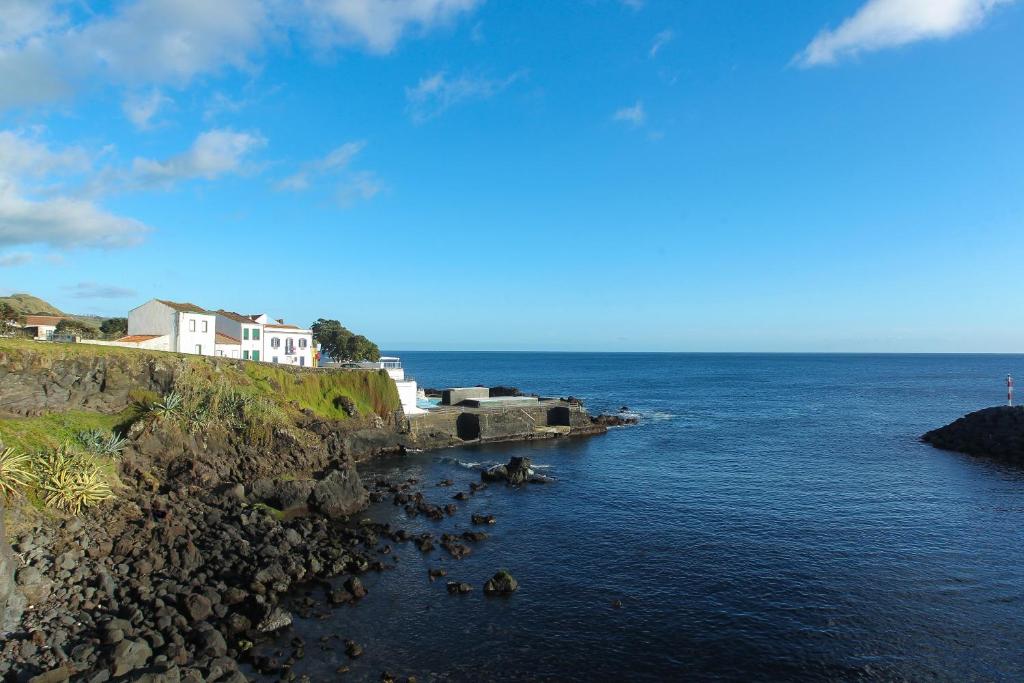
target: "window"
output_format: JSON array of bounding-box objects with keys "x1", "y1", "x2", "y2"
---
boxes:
[
  {"x1": 273, "y1": 356, "x2": 278, "y2": 364},
  {"x1": 189, "y1": 319, "x2": 196, "y2": 332},
  {"x1": 216, "y1": 350, "x2": 223, "y2": 357},
  {"x1": 299, "y1": 338, "x2": 307, "y2": 349},
  {"x1": 270, "y1": 337, "x2": 280, "y2": 349},
  {"x1": 252, "y1": 350, "x2": 260, "y2": 361},
  {"x1": 252, "y1": 329, "x2": 260, "y2": 340},
  {"x1": 195, "y1": 344, "x2": 202, "y2": 354},
  {"x1": 300, "y1": 357, "x2": 305, "y2": 367},
  {"x1": 285, "y1": 338, "x2": 295, "y2": 355},
  {"x1": 202, "y1": 320, "x2": 208, "y2": 332},
  {"x1": 243, "y1": 328, "x2": 249, "y2": 340},
  {"x1": 243, "y1": 350, "x2": 250, "y2": 360}
]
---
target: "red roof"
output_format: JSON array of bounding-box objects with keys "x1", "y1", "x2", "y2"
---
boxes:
[
  {"x1": 116, "y1": 335, "x2": 161, "y2": 343},
  {"x1": 214, "y1": 332, "x2": 240, "y2": 345},
  {"x1": 24, "y1": 315, "x2": 64, "y2": 326}
]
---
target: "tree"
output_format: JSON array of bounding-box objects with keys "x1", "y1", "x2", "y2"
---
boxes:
[
  {"x1": 0, "y1": 303, "x2": 16, "y2": 335},
  {"x1": 55, "y1": 319, "x2": 97, "y2": 339},
  {"x1": 100, "y1": 317, "x2": 128, "y2": 339},
  {"x1": 311, "y1": 318, "x2": 381, "y2": 362}
]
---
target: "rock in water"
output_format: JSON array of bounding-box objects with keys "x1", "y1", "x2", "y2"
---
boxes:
[
  {"x1": 591, "y1": 414, "x2": 639, "y2": 427},
  {"x1": 923, "y1": 406, "x2": 1024, "y2": 463},
  {"x1": 481, "y1": 456, "x2": 535, "y2": 485},
  {"x1": 483, "y1": 570, "x2": 518, "y2": 595}
]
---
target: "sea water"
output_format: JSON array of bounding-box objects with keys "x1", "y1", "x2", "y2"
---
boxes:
[{"x1": 267, "y1": 353, "x2": 1024, "y2": 681}]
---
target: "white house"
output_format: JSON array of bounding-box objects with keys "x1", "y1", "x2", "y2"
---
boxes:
[
  {"x1": 214, "y1": 310, "x2": 263, "y2": 361},
  {"x1": 262, "y1": 321, "x2": 314, "y2": 368},
  {"x1": 23, "y1": 315, "x2": 64, "y2": 340},
  {"x1": 126, "y1": 299, "x2": 216, "y2": 356}
]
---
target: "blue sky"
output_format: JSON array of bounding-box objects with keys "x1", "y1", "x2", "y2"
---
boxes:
[{"x1": 0, "y1": 0, "x2": 1022, "y2": 352}]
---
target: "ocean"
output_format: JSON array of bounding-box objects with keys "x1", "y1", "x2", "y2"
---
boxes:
[{"x1": 264, "y1": 353, "x2": 1024, "y2": 681}]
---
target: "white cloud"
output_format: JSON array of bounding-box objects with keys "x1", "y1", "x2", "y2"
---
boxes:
[
  {"x1": 649, "y1": 29, "x2": 674, "y2": 58},
  {"x1": 0, "y1": 129, "x2": 90, "y2": 178},
  {"x1": 613, "y1": 101, "x2": 646, "y2": 127},
  {"x1": 0, "y1": 181, "x2": 150, "y2": 249},
  {"x1": 796, "y1": 0, "x2": 1014, "y2": 67},
  {"x1": 0, "y1": 251, "x2": 33, "y2": 267},
  {"x1": 406, "y1": 70, "x2": 524, "y2": 123},
  {"x1": 276, "y1": 140, "x2": 365, "y2": 191},
  {"x1": 336, "y1": 171, "x2": 383, "y2": 206},
  {"x1": 62, "y1": 282, "x2": 138, "y2": 299},
  {"x1": 0, "y1": 0, "x2": 485, "y2": 110},
  {"x1": 123, "y1": 90, "x2": 172, "y2": 129},
  {"x1": 294, "y1": 0, "x2": 482, "y2": 54},
  {"x1": 130, "y1": 128, "x2": 266, "y2": 188}
]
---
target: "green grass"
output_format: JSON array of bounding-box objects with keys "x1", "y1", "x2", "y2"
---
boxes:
[
  {"x1": 243, "y1": 364, "x2": 400, "y2": 419},
  {"x1": 0, "y1": 410, "x2": 135, "y2": 454}
]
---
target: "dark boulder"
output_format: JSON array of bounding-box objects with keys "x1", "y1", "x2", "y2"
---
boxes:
[
  {"x1": 310, "y1": 467, "x2": 368, "y2": 519},
  {"x1": 483, "y1": 570, "x2": 518, "y2": 595},
  {"x1": 482, "y1": 456, "x2": 540, "y2": 485},
  {"x1": 109, "y1": 639, "x2": 152, "y2": 677},
  {"x1": 923, "y1": 406, "x2": 1024, "y2": 463},
  {"x1": 446, "y1": 581, "x2": 473, "y2": 594},
  {"x1": 591, "y1": 414, "x2": 639, "y2": 427}
]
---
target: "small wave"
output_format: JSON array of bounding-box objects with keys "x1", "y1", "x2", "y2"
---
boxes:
[{"x1": 647, "y1": 411, "x2": 676, "y2": 421}]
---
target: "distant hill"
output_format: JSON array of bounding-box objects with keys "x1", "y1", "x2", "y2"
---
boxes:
[
  {"x1": 0, "y1": 292, "x2": 105, "y2": 330},
  {"x1": 0, "y1": 292, "x2": 64, "y2": 316}
]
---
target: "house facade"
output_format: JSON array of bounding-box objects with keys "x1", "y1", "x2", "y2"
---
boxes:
[
  {"x1": 126, "y1": 299, "x2": 216, "y2": 356},
  {"x1": 263, "y1": 322, "x2": 314, "y2": 367},
  {"x1": 23, "y1": 315, "x2": 65, "y2": 340},
  {"x1": 214, "y1": 310, "x2": 263, "y2": 361}
]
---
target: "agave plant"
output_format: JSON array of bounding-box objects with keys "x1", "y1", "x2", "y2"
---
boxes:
[
  {"x1": 35, "y1": 446, "x2": 114, "y2": 514},
  {"x1": 76, "y1": 429, "x2": 130, "y2": 457},
  {"x1": 0, "y1": 446, "x2": 35, "y2": 500},
  {"x1": 152, "y1": 391, "x2": 183, "y2": 419}
]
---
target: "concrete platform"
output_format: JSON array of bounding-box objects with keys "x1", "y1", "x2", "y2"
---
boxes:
[{"x1": 461, "y1": 396, "x2": 540, "y2": 408}]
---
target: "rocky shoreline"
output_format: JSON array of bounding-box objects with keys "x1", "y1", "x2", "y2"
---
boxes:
[{"x1": 0, "y1": 342, "x2": 636, "y2": 681}]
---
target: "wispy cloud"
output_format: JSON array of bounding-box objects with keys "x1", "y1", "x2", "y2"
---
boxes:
[
  {"x1": 406, "y1": 70, "x2": 525, "y2": 123},
  {"x1": 336, "y1": 171, "x2": 384, "y2": 207},
  {"x1": 649, "y1": 29, "x2": 674, "y2": 58},
  {"x1": 62, "y1": 282, "x2": 138, "y2": 299},
  {"x1": 276, "y1": 141, "x2": 366, "y2": 191},
  {"x1": 123, "y1": 89, "x2": 172, "y2": 130},
  {"x1": 795, "y1": 0, "x2": 1014, "y2": 67},
  {"x1": 0, "y1": 252, "x2": 33, "y2": 267},
  {"x1": 0, "y1": 0, "x2": 484, "y2": 110},
  {"x1": 613, "y1": 101, "x2": 646, "y2": 127},
  {"x1": 129, "y1": 128, "x2": 266, "y2": 189}
]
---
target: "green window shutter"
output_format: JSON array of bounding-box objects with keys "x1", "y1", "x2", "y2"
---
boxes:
[
  {"x1": 253, "y1": 329, "x2": 260, "y2": 340},
  {"x1": 243, "y1": 328, "x2": 249, "y2": 340},
  {"x1": 243, "y1": 350, "x2": 249, "y2": 360},
  {"x1": 253, "y1": 350, "x2": 260, "y2": 361}
]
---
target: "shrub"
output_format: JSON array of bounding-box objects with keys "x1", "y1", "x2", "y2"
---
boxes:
[
  {"x1": 0, "y1": 446, "x2": 34, "y2": 500},
  {"x1": 35, "y1": 446, "x2": 114, "y2": 514},
  {"x1": 76, "y1": 428, "x2": 129, "y2": 457},
  {"x1": 152, "y1": 391, "x2": 183, "y2": 419}
]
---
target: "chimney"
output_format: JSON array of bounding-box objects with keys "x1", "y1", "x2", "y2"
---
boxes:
[{"x1": 276, "y1": 318, "x2": 284, "y2": 324}]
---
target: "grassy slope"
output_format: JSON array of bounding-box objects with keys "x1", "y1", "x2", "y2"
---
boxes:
[
  {"x1": 0, "y1": 338, "x2": 401, "y2": 422},
  {"x1": 0, "y1": 293, "x2": 63, "y2": 316}
]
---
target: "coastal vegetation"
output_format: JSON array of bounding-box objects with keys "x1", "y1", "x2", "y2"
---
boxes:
[{"x1": 311, "y1": 318, "x2": 381, "y2": 362}]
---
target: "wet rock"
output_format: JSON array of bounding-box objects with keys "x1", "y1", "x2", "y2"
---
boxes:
[
  {"x1": 344, "y1": 640, "x2": 364, "y2": 659},
  {"x1": 923, "y1": 406, "x2": 1024, "y2": 462},
  {"x1": 471, "y1": 514, "x2": 496, "y2": 525},
  {"x1": 452, "y1": 492, "x2": 470, "y2": 501},
  {"x1": 428, "y1": 568, "x2": 447, "y2": 581},
  {"x1": 256, "y1": 606, "x2": 293, "y2": 633},
  {"x1": 446, "y1": 581, "x2": 473, "y2": 594},
  {"x1": 592, "y1": 414, "x2": 639, "y2": 427},
  {"x1": 344, "y1": 576, "x2": 367, "y2": 600},
  {"x1": 481, "y1": 456, "x2": 537, "y2": 485},
  {"x1": 483, "y1": 570, "x2": 518, "y2": 595}
]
